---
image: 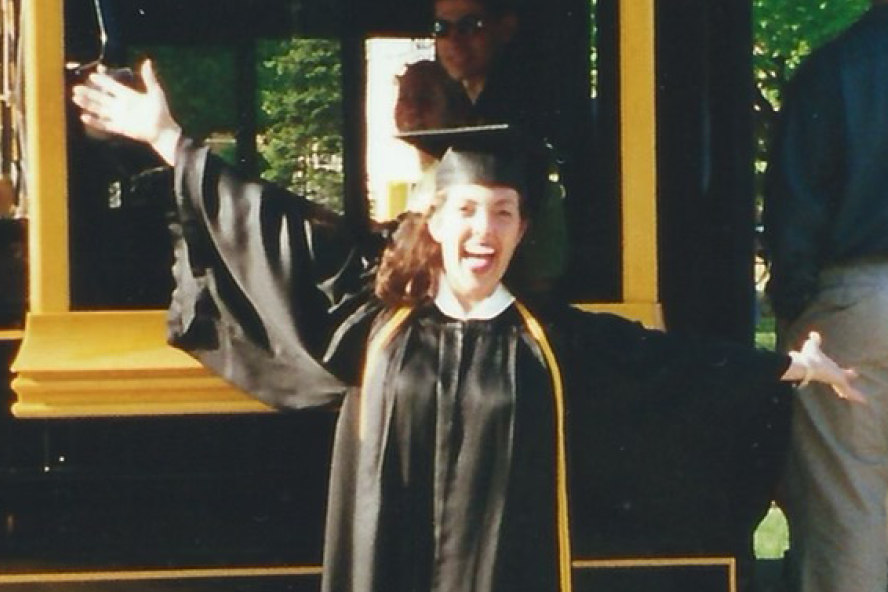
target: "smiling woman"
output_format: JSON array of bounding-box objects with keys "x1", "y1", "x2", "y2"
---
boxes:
[
  {"x1": 375, "y1": 125, "x2": 540, "y2": 311},
  {"x1": 427, "y1": 184, "x2": 526, "y2": 311}
]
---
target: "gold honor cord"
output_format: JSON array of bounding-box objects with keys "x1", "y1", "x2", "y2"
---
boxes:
[
  {"x1": 515, "y1": 302, "x2": 573, "y2": 592},
  {"x1": 359, "y1": 307, "x2": 412, "y2": 440},
  {"x1": 357, "y1": 303, "x2": 573, "y2": 592}
]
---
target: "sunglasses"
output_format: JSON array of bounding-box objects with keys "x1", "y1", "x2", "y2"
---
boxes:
[{"x1": 432, "y1": 15, "x2": 487, "y2": 38}]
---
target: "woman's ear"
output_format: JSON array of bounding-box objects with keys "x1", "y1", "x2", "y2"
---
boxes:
[
  {"x1": 519, "y1": 219, "x2": 529, "y2": 243},
  {"x1": 427, "y1": 211, "x2": 444, "y2": 245}
]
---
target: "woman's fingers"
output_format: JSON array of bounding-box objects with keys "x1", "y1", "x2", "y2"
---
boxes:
[
  {"x1": 73, "y1": 81, "x2": 122, "y2": 118},
  {"x1": 838, "y1": 368, "x2": 866, "y2": 404},
  {"x1": 70, "y1": 58, "x2": 180, "y2": 162},
  {"x1": 807, "y1": 331, "x2": 822, "y2": 350},
  {"x1": 78, "y1": 111, "x2": 107, "y2": 131},
  {"x1": 141, "y1": 60, "x2": 160, "y2": 93},
  {"x1": 84, "y1": 71, "x2": 131, "y2": 99},
  {"x1": 836, "y1": 380, "x2": 867, "y2": 404},
  {"x1": 73, "y1": 85, "x2": 114, "y2": 114},
  {"x1": 799, "y1": 331, "x2": 822, "y2": 357},
  {"x1": 73, "y1": 73, "x2": 158, "y2": 142},
  {"x1": 796, "y1": 331, "x2": 866, "y2": 404},
  {"x1": 825, "y1": 365, "x2": 865, "y2": 404}
]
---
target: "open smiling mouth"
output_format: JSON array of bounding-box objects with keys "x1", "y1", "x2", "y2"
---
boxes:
[{"x1": 463, "y1": 246, "x2": 496, "y2": 271}]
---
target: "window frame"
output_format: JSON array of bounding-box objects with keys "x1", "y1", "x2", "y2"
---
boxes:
[{"x1": 10, "y1": 0, "x2": 661, "y2": 418}]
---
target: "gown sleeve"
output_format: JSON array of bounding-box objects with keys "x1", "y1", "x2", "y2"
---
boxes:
[
  {"x1": 165, "y1": 137, "x2": 384, "y2": 410},
  {"x1": 556, "y1": 307, "x2": 793, "y2": 558}
]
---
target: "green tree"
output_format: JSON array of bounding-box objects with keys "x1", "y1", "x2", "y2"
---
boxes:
[
  {"x1": 146, "y1": 45, "x2": 239, "y2": 138},
  {"x1": 754, "y1": 0, "x2": 869, "y2": 111},
  {"x1": 257, "y1": 38, "x2": 344, "y2": 212}
]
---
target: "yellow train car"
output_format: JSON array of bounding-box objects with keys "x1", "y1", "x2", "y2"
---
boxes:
[{"x1": 0, "y1": 1, "x2": 770, "y2": 590}]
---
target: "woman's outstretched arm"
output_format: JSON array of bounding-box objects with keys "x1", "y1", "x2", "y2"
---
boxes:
[{"x1": 71, "y1": 59, "x2": 379, "y2": 409}]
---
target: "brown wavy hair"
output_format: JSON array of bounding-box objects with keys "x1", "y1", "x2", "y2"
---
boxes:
[{"x1": 374, "y1": 206, "x2": 444, "y2": 307}]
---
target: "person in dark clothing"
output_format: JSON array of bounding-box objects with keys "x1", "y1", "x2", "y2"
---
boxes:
[
  {"x1": 432, "y1": 0, "x2": 516, "y2": 105},
  {"x1": 433, "y1": 0, "x2": 570, "y2": 291},
  {"x1": 431, "y1": 0, "x2": 560, "y2": 136},
  {"x1": 763, "y1": 2, "x2": 888, "y2": 591},
  {"x1": 73, "y1": 62, "x2": 863, "y2": 592}
]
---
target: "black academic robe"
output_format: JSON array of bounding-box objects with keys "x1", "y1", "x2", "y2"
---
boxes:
[{"x1": 165, "y1": 139, "x2": 792, "y2": 592}]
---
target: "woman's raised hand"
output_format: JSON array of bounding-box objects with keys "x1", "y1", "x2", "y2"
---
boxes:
[{"x1": 71, "y1": 60, "x2": 181, "y2": 165}]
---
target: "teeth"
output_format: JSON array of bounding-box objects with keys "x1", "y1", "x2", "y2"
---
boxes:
[{"x1": 465, "y1": 246, "x2": 494, "y2": 256}]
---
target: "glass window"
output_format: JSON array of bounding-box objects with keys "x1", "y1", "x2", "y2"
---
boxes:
[
  {"x1": 364, "y1": 38, "x2": 433, "y2": 220},
  {"x1": 65, "y1": 33, "x2": 345, "y2": 309}
]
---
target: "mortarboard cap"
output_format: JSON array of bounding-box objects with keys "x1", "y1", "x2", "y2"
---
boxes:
[{"x1": 397, "y1": 124, "x2": 550, "y2": 212}]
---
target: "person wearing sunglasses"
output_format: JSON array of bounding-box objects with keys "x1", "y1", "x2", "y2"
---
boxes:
[
  {"x1": 433, "y1": 0, "x2": 518, "y2": 105},
  {"x1": 433, "y1": 0, "x2": 572, "y2": 303}
]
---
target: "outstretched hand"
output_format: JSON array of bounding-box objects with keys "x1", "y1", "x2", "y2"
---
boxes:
[
  {"x1": 71, "y1": 60, "x2": 181, "y2": 165},
  {"x1": 789, "y1": 332, "x2": 865, "y2": 404}
]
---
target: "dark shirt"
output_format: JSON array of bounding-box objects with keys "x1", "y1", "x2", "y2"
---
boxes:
[{"x1": 763, "y1": 5, "x2": 888, "y2": 321}]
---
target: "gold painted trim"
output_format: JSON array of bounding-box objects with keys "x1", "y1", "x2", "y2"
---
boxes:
[
  {"x1": 573, "y1": 556, "x2": 736, "y2": 592},
  {"x1": 0, "y1": 329, "x2": 23, "y2": 341},
  {"x1": 10, "y1": 311, "x2": 272, "y2": 417},
  {"x1": 619, "y1": 0, "x2": 659, "y2": 304},
  {"x1": 23, "y1": 0, "x2": 69, "y2": 312},
  {"x1": 515, "y1": 302, "x2": 573, "y2": 592},
  {"x1": 0, "y1": 566, "x2": 321, "y2": 584},
  {"x1": 0, "y1": 558, "x2": 735, "y2": 590},
  {"x1": 379, "y1": 181, "x2": 408, "y2": 221}
]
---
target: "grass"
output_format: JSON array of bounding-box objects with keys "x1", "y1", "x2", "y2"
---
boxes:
[
  {"x1": 754, "y1": 505, "x2": 790, "y2": 559},
  {"x1": 755, "y1": 309, "x2": 777, "y2": 351},
  {"x1": 752, "y1": 304, "x2": 790, "y2": 560}
]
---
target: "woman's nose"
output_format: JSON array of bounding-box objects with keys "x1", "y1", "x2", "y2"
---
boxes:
[{"x1": 471, "y1": 210, "x2": 492, "y2": 235}]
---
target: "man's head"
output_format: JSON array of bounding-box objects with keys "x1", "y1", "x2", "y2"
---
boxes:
[{"x1": 433, "y1": 0, "x2": 517, "y2": 101}]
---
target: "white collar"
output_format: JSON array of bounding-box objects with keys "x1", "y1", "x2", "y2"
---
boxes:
[{"x1": 434, "y1": 277, "x2": 515, "y2": 320}]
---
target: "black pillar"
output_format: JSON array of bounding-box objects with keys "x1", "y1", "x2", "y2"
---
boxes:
[{"x1": 656, "y1": 0, "x2": 756, "y2": 343}]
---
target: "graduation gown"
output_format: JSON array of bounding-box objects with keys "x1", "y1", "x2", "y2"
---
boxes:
[{"x1": 165, "y1": 139, "x2": 792, "y2": 592}]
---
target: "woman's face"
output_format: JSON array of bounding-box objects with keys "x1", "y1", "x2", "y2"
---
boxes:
[{"x1": 428, "y1": 183, "x2": 526, "y2": 310}]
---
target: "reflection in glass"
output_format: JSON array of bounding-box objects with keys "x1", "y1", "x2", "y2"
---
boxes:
[
  {"x1": 66, "y1": 35, "x2": 345, "y2": 309},
  {"x1": 257, "y1": 38, "x2": 344, "y2": 213},
  {"x1": 364, "y1": 38, "x2": 433, "y2": 221}
]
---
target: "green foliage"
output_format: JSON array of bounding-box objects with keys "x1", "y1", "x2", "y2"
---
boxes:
[
  {"x1": 141, "y1": 40, "x2": 344, "y2": 212},
  {"x1": 256, "y1": 38, "x2": 344, "y2": 212},
  {"x1": 753, "y1": 0, "x2": 869, "y2": 110},
  {"x1": 142, "y1": 45, "x2": 239, "y2": 138},
  {"x1": 754, "y1": 505, "x2": 790, "y2": 559}
]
